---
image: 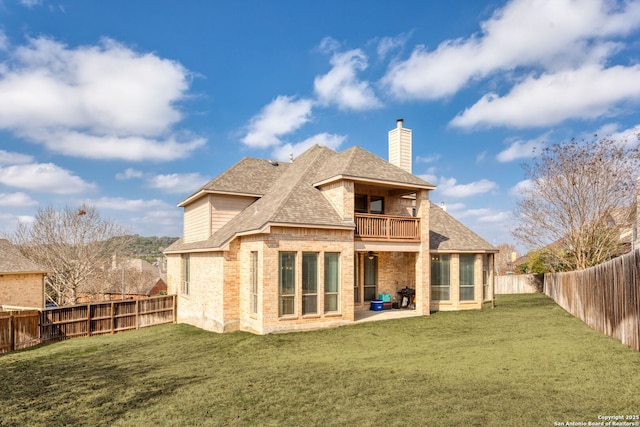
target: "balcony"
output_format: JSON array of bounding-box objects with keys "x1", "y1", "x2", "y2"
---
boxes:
[{"x1": 354, "y1": 213, "x2": 420, "y2": 241}]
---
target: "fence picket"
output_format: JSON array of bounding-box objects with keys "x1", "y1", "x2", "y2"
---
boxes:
[
  {"x1": 0, "y1": 295, "x2": 176, "y2": 354},
  {"x1": 545, "y1": 250, "x2": 640, "y2": 351}
]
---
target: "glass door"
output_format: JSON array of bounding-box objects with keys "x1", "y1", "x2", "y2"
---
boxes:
[{"x1": 363, "y1": 254, "x2": 378, "y2": 301}]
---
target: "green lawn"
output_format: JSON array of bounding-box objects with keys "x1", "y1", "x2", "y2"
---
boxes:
[{"x1": 1, "y1": 294, "x2": 639, "y2": 427}]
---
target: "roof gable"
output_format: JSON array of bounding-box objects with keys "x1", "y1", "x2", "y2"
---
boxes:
[
  {"x1": 313, "y1": 146, "x2": 434, "y2": 189},
  {"x1": 179, "y1": 157, "x2": 289, "y2": 206}
]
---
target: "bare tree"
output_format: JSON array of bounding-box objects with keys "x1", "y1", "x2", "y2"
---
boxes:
[
  {"x1": 9, "y1": 204, "x2": 132, "y2": 305},
  {"x1": 495, "y1": 243, "x2": 517, "y2": 275},
  {"x1": 513, "y1": 137, "x2": 639, "y2": 271}
]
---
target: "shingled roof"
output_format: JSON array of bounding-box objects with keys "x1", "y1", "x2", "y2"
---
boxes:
[
  {"x1": 313, "y1": 146, "x2": 434, "y2": 190},
  {"x1": 0, "y1": 239, "x2": 49, "y2": 274},
  {"x1": 166, "y1": 144, "x2": 494, "y2": 254},
  {"x1": 429, "y1": 204, "x2": 497, "y2": 252}
]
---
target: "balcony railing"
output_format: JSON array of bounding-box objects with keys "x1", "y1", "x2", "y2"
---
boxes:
[{"x1": 354, "y1": 213, "x2": 420, "y2": 241}]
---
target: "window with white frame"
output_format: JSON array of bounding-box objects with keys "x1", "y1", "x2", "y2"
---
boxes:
[
  {"x1": 302, "y1": 252, "x2": 318, "y2": 315},
  {"x1": 430, "y1": 254, "x2": 450, "y2": 301},
  {"x1": 324, "y1": 253, "x2": 340, "y2": 312},
  {"x1": 181, "y1": 253, "x2": 190, "y2": 295},
  {"x1": 279, "y1": 252, "x2": 296, "y2": 316},
  {"x1": 251, "y1": 251, "x2": 258, "y2": 315},
  {"x1": 459, "y1": 254, "x2": 475, "y2": 301}
]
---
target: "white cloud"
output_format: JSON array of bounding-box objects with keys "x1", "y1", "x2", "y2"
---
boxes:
[
  {"x1": 0, "y1": 163, "x2": 96, "y2": 194},
  {"x1": 0, "y1": 37, "x2": 204, "y2": 161},
  {"x1": 606, "y1": 124, "x2": 640, "y2": 146},
  {"x1": 497, "y1": 134, "x2": 547, "y2": 162},
  {"x1": 509, "y1": 179, "x2": 532, "y2": 197},
  {"x1": 415, "y1": 154, "x2": 440, "y2": 163},
  {"x1": 24, "y1": 129, "x2": 206, "y2": 161},
  {"x1": 451, "y1": 64, "x2": 640, "y2": 128},
  {"x1": 116, "y1": 168, "x2": 144, "y2": 180},
  {"x1": 377, "y1": 34, "x2": 410, "y2": 60},
  {"x1": 434, "y1": 177, "x2": 498, "y2": 198},
  {"x1": 242, "y1": 96, "x2": 314, "y2": 148},
  {"x1": 19, "y1": 0, "x2": 41, "y2": 7},
  {"x1": 0, "y1": 149, "x2": 33, "y2": 165},
  {"x1": 86, "y1": 197, "x2": 171, "y2": 212},
  {"x1": 314, "y1": 49, "x2": 381, "y2": 111},
  {"x1": 477, "y1": 211, "x2": 512, "y2": 223},
  {"x1": 382, "y1": 0, "x2": 640, "y2": 100},
  {"x1": 0, "y1": 31, "x2": 8, "y2": 52},
  {"x1": 0, "y1": 192, "x2": 37, "y2": 207},
  {"x1": 146, "y1": 172, "x2": 208, "y2": 194},
  {"x1": 271, "y1": 132, "x2": 346, "y2": 161}
]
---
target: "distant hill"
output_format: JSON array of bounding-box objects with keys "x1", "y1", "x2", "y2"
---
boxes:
[{"x1": 126, "y1": 235, "x2": 178, "y2": 263}]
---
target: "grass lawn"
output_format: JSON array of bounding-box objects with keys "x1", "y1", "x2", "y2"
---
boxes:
[{"x1": 1, "y1": 294, "x2": 639, "y2": 427}]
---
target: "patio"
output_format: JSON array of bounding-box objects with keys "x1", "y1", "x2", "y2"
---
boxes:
[{"x1": 354, "y1": 307, "x2": 422, "y2": 323}]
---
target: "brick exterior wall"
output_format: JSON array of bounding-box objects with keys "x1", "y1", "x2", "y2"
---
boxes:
[{"x1": 0, "y1": 273, "x2": 45, "y2": 308}]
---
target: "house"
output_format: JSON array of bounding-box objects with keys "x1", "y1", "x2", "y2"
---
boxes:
[
  {"x1": 164, "y1": 120, "x2": 497, "y2": 334},
  {"x1": 77, "y1": 257, "x2": 168, "y2": 303},
  {"x1": 0, "y1": 239, "x2": 49, "y2": 309}
]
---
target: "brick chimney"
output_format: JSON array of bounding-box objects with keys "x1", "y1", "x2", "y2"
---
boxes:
[{"x1": 388, "y1": 118, "x2": 412, "y2": 173}]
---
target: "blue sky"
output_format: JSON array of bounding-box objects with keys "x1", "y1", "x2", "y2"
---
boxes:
[{"x1": 1, "y1": 0, "x2": 640, "y2": 249}]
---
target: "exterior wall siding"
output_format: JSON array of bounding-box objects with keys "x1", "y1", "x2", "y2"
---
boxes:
[
  {"x1": 184, "y1": 196, "x2": 210, "y2": 243},
  {"x1": 0, "y1": 273, "x2": 44, "y2": 308},
  {"x1": 211, "y1": 195, "x2": 255, "y2": 235}
]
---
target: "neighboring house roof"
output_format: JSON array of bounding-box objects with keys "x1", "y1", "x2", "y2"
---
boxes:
[
  {"x1": 0, "y1": 239, "x2": 49, "y2": 274},
  {"x1": 429, "y1": 204, "x2": 497, "y2": 253}
]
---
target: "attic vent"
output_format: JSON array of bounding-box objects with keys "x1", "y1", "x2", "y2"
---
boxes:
[{"x1": 268, "y1": 160, "x2": 279, "y2": 166}]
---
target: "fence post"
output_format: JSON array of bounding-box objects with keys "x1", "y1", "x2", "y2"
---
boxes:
[
  {"x1": 110, "y1": 301, "x2": 115, "y2": 334},
  {"x1": 135, "y1": 299, "x2": 140, "y2": 330},
  {"x1": 86, "y1": 304, "x2": 91, "y2": 337},
  {"x1": 173, "y1": 294, "x2": 177, "y2": 323},
  {"x1": 9, "y1": 313, "x2": 15, "y2": 352}
]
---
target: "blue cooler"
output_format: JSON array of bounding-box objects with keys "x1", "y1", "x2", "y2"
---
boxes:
[{"x1": 370, "y1": 300, "x2": 384, "y2": 311}]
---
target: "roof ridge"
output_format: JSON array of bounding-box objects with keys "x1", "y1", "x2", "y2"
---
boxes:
[{"x1": 269, "y1": 145, "x2": 330, "y2": 219}]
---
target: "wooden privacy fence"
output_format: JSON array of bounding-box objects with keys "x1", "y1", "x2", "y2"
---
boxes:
[
  {"x1": 0, "y1": 295, "x2": 176, "y2": 354},
  {"x1": 494, "y1": 274, "x2": 544, "y2": 294},
  {"x1": 545, "y1": 250, "x2": 640, "y2": 351},
  {"x1": 0, "y1": 310, "x2": 40, "y2": 354}
]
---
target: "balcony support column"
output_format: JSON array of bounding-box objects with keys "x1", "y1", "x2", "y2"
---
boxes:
[{"x1": 414, "y1": 190, "x2": 430, "y2": 315}]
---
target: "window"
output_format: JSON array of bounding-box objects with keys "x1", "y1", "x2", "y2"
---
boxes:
[
  {"x1": 431, "y1": 254, "x2": 450, "y2": 300},
  {"x1": 251, "y1": 251, "x2": 258, "y2": 315},
  {"x1": 181, "y1": 253, "x2": 190, "y2": 295},
  {"x1": 324, "y1": 253, "x2": 340, "y2": 312},
  {"x1": 355, "y1": 194, "x2": 368, "y2": 213},
  {"x1": 302, "y1": 252, "x2": 318, "y2": 315},
  {"x1": 370, "y1": 196, "x2": 384, "y2": 214},
  {"x1": 279, "y1": 252, "x2": 296, "y2": 316},
  {"x1": 459, "y1": 254, "x2": 475, "y2": 301},
  {"x1": 355, "y1": 194, "x2": 385, "y2": 214}
]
